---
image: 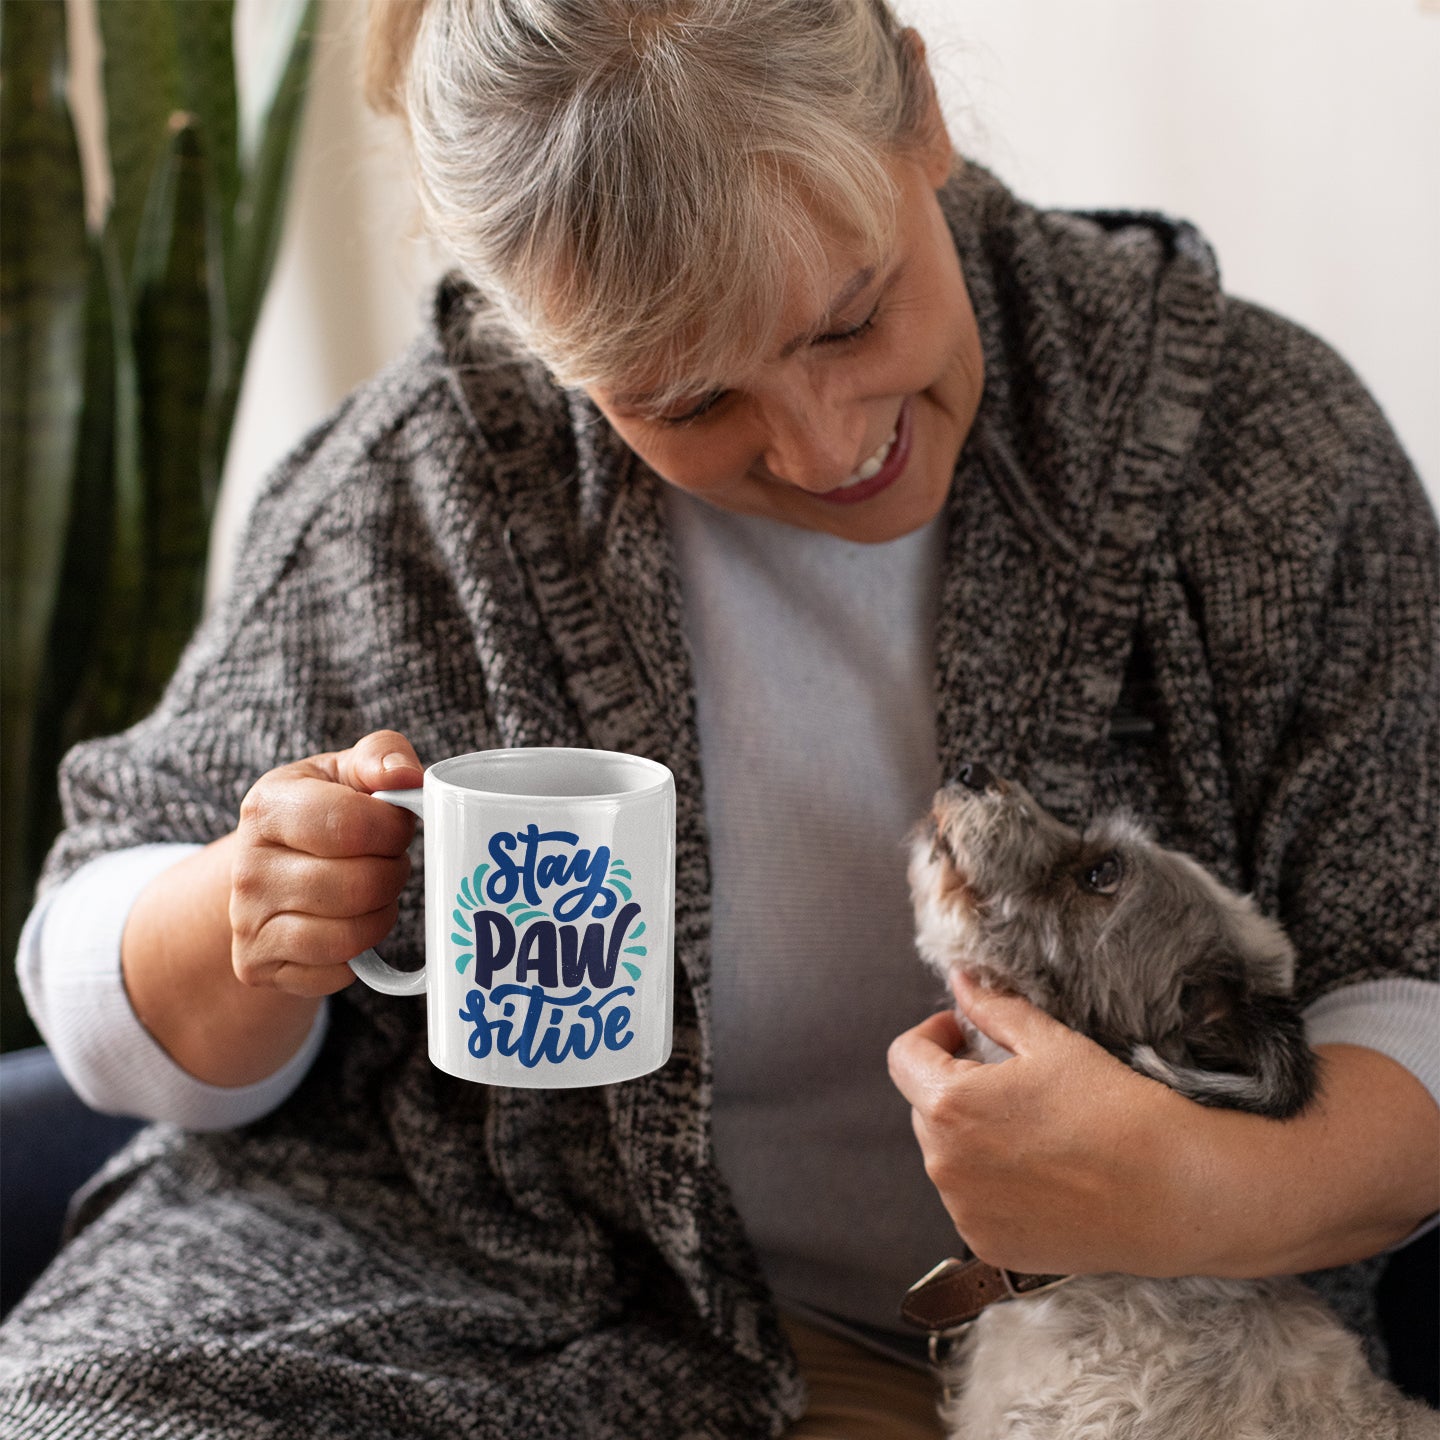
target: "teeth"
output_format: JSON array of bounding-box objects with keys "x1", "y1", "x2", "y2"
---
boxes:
[{"x1": 840, "y1": 429, "x2": 897, "y2": 488}]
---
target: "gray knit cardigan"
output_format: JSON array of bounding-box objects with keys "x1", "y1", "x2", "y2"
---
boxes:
[{"x1": 1, "y1": 168, "x2": 1435, "y2": 1440}]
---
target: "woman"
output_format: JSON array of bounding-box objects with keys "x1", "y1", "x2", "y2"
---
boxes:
[{"x1": 4, "y1": 2, "x2": 1435, "y2": 1437}]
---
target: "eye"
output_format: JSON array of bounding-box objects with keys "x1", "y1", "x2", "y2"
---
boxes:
[
  {"x1": 657, "y1": 389, "x2": 729, "y2": 426},
  {"x1": 1080, "y1": 853, "x2": 1123, "y2": 895},
  {"x1": 815, "y1": 301, "x2": 881, "y2": 347}
]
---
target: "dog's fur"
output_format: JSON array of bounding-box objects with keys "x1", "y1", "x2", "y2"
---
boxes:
[{"x1": 907, "y1": 770, "x2": 1437, "y2": 1440}]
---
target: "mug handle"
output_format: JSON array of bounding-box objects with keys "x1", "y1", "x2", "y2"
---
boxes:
[{"x1": 348, "y1": 787, "x2": 427, "y2": 996}]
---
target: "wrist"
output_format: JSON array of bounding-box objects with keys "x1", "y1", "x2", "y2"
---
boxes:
[
  {"x1": 1158, "y1": 1045, "x2": 1439, "y2": 1279},
  {"x1": 122, "y1": 834, "x2": 322, "y2": 1087},
  {"x1": 1156, "y1": 1100, "x2": 1283, "y2": 1278},
  {"x1": 1122, "y1": 1083, "x2": 1243, "y2": 1278}
]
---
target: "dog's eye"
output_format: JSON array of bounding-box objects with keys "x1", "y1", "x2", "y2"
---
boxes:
[{"x1": 1080, "y1": 854, "x2": 1123, "y2": 895}]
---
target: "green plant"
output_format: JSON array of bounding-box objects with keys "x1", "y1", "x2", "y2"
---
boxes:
[{"x1": 1, "y1": 0, "x2": 318, "y2": 1050}]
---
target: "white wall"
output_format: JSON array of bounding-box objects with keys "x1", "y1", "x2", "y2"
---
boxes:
[
  {"x1": 909, "y1": 0, "x2": 1439, "y2": 498},
  {"x1": 216, "y1": 0, "x2": 1440, "y2": 594},
  {"x1": 214, "y1": 0, "x2": 441, "y2": 589}
]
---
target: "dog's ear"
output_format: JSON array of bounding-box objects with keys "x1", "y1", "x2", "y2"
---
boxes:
[{"x1": 1131, "y1": 979, "x2": 1318, "y2": 1119}]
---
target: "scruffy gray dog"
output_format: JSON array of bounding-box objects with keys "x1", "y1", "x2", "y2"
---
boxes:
[{"x1": 907, "y1": 764, "x2": 1437, "y2": 1440}]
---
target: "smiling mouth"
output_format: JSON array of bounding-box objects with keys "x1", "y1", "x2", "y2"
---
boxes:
[{"x1": 816, "y1": 396, "x2": 913, "y2": 506}]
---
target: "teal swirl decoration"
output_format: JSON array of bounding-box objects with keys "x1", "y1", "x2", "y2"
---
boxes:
[
  {"x1": 452, "y1": 863, "x2": 488, "y2": 973},
  {"x1": 611, "y1": 858, "x2": 646, "y2": 979}
]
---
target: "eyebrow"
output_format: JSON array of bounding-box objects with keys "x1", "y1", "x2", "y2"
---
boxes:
[
  {"x1": 611, "y1": 265, "x2": 880, "y2": 412},
  {"x1": 777, "y1": 265, "x2": 877, "y2": 358}
]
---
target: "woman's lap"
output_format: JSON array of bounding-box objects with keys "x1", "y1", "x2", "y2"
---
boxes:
[
  {"x1": 0, "y1": 1137, "x2": 616, "y2": 1439},
  {"x1": 781, "y1": 1315, "x2": 944, "y2": 1440},
  {"x1": 0, "y1": 1140, "x2": 944, "y2": 1439},
  {"x1": 0, "y1": 1157, "x2": 492, "y2": 1438}
]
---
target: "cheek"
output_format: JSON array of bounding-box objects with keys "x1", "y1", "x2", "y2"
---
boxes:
[
  {"x1": 611, "y1": 420, "x2": 757, "y2": 500},
  {"x1": 646, "y1": 434, "x2": 751, "y2": 496},
  {"x1": 913, "y1": 893, "x2": 978, "y2": 979}
]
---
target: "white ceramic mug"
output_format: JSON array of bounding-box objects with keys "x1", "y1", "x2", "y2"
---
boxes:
[{"x1": 350, "y1": 747, "x2": 675, "y2": 1088}]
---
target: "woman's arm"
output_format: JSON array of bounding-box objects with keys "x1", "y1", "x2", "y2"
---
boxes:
[
  {"x1": 18, "y1": 841, "x2": 320, "y2": 1125},
  {"x1": 1187, "y1": 1041, "x2": 1437, "y2": 1275},
  {"x1": 120, "y1": 731, "x2": 423, "y2": 1088},
  {"x1": 887, "y1": 974, "x2": 1438, "y2": 1279},
  {"x1": 120, "y1": 833, "x2": 315, "y2": 1088}
]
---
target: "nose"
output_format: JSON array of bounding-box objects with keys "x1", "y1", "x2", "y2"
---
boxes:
[
  {"x1": 956, "y1": 761, "x2": 996, "y2": 793},
  {"x1": 759, "y1": 388, "x2": 869, "y2": 493}
]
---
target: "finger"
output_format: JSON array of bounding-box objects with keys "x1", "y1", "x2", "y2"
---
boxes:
[
  {"x1": 888, "y1": 1009, "x2": 982, "y2": 1104},
  {"x1": 334, "y1": 730, "x2": 424, "y2": 794},
  {"x1": 238, "y1": 901, "x2": 402, "y2": 980},
  {"x1": 911, "y1": 1007, "x2": 968, "y2": 1054},
  {"x1": 251, "y1": 959, "x2": 364, "y2": 999},
  {"x1": 953, "y1": 970, "x2": 1075, "y2": 1057},
  {"x1": 234, "y1": 850, "x2": 412, "y2": 922},
  {"x1": 240, "y1": 774, "x2": 418, "y2": 858}
]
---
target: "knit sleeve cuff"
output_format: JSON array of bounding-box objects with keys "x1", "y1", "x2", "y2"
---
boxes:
[{"x1": 16, "y1": 845, "x2": 328, "y2": 1131}]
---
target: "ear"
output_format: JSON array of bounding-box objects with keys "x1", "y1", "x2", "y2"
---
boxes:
[
  {"x1": 1130, "y1": 982, "x2": 1318, "y2": 1119},
  {"x1": 898, "y1": 28, "x2": 955, "y2": 188}
]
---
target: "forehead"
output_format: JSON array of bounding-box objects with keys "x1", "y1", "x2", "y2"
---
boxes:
[
  {"x1": 584, "y1": 153, "x2": 925, "y2": 411},
  {"x1": 1080, "y1": 813, "x2": 1151, "y2": 852},
  {"x1": 604, "y1": 258, "x2": 883, "y2": 413},
  {"x1": 999, "y1": 810, "x2": 1144, "y2": 879},
  {"x1": 599, "y1": 234, "x2": 887, "y2": 415}
]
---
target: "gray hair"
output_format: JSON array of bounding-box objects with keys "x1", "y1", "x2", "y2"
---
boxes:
[{"x1": 365, "y1": 0, "x2": 940, "y2": 404}]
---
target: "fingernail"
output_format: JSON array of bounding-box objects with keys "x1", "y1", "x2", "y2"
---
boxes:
[{"x1": 381, "y1": 752, "x2": 413, "y2": 773}]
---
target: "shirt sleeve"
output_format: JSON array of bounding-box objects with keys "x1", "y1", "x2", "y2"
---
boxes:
[
  {"x1": 1303, "y1": 977, "x2": 1440, "y2": 1108},
  {"x1": 1304, "y1": 977, "x2": 1440, "y2": 1243},
  {"x1": 16, "y1": 844, "x2": 328, "y2": 1130}
]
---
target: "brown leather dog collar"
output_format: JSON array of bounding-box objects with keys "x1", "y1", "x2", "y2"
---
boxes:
[{"x1": 902, "y1": 1256, "x2": 1075, "y2": 1333}]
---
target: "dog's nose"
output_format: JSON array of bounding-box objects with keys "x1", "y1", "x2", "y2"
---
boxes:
[{"x1": 956, "y1": 761, "x2": 996, "y2": 793}]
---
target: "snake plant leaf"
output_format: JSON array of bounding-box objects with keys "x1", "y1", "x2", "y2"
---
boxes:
[
  {"x1": 129, "y1": 118, "x2": 217, "y2": 711},
  {"x1": 225, "y1": 0, "x2": 317, "y2": 356},
  {"x1": 86, "y1": 2, "x2": 239, "y2": 724},
  {"x1": 0, "y1": 0, "x2": 89, "y2": 694},
  {"x1": 30, "y1": 232, "x2": 129, "y2": 782},
  {"x1": 93, "y1": 0, "x2": 186, "y2": 302},
  {"x1": 0, "y1": 0, "x2": 88, "y2": 627},
  {"x1": 170, "y1": 0, "x2": 240, "y2": 260},
  {"x1": 65, "y1": 116, "x2": 213, "y2": 739},
  {"x1": 170, "y1": 0, "x2": 240, "y2": 477},
  {"x1": 0, "y1": 0, "x2": 91, "y2": 1004}
]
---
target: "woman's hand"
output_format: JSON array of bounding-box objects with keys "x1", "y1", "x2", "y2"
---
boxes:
[
  {"x1": 887, "y1": 972, "x2": 1440, "y2": 1280},
  {"x1": 888, "y1": 973, "x2": 1198, "y2": 1277},
  {"x1": 122, "y1": 730, "x2": 424, "y2": 1086},
  {"x1": 230, "y1": 730, "x2": 423, "y2": 996}
]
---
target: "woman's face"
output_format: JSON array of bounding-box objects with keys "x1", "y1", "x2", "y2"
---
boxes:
[{"x1": 586, "y1": 148, "x2": 984, "y2": 544}]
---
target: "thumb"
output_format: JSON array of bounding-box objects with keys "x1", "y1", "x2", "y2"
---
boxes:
[
  {"x1": 952, "y1": 970, "x2": 1072, "y2": 1058},
  {"x1": 336, "y1": 730, "x2": 424, "y2": 794}
]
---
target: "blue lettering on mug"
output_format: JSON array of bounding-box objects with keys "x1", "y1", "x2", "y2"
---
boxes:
[
  {"x1": 452, "y1": 827, "x2": 649, "y2": 1067},
  {"x1": 485, "y1": 825, "x2": 615, "y2": 920},
  {"x1": 458, "y1": 984, "x2": 636, "y2": 1066},
  {"x1": 473, "y1": 902, "x2": 641, "y2": 991}
]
